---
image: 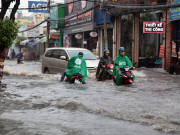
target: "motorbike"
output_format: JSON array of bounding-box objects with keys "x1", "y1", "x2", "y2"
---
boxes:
[
  {"x1": 114, "y1": 65, "x2": 134, "y2": 85},
  {"x1": 98, "y1": 64, "x2": 114, "y2": 81},
  {"x1": 17, "y1": 59, "x2": 23, "y2": 64},
  {"x1": 120, "y1": 66, "x2": 134, "y2": 85},
  {"x1": 66, "y1": 74, "x2": 83, "y2": 84}
]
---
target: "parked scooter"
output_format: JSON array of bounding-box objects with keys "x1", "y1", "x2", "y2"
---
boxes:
[{"x1": 98, "y1": 64, "x2": 114, "y2": 81}]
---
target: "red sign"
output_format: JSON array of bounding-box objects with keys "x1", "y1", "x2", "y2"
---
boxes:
[
  {"x1": 159, "y1": 45, "x2": 165, "y2": 58},
  {"x1": 64, "y1": 35, "x2": 69, "y2": 40},
  {"x1": 172, "y1": 41, "x2": 180, "y2": 58},
  {"x1": 68, "y1": 0, "x2": 73, "y2": 14},
  {"x1": 143, "y1": 22, "x2": 165, "y2": 33},
  {"x1": 90, "y1": 32, "x2": 97, "y2": 37},
  {"x1": 27, "y1": 21, "x2": 35, "y2": 28},
  {"x1": 50, "y1": 33, "x2": 60, "y2": 39},
  {"x1": 75, "y1": 34, "x2": 82, "y2": 39}
]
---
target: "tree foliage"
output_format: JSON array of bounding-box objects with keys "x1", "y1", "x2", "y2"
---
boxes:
[
  {"x1": 0, "y1": 0, "x2": 20, "y2": 52},
  {"x1": 15, "y1": 36, "x2": 27, "y2": 46},
  {"x1": 0, "y1": 18, "x2": 19, "y2": 52}
]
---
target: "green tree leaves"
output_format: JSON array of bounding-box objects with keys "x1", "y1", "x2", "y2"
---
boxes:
[{"x1": 0, "y1": 18, "x2": 19, "y2": 52}]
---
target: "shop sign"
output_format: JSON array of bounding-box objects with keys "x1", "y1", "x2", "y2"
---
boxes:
[
  {"x1": 64, "y1": 35, "x2": 69, "y2": 40},
  {"x1": 75, "y1": 34, "x2": 82, "y2": 39},
  {"x1": 159, "y1": 45, "x2": 165, "y2": 58},
  {"x1": 65, "y1": 0, "x2": 93, "y2": 28},
  {"x1": 90, "y1": 32, "x2": 97, "y2": 37},
  {"x1": 27, "y1": 30, "x2": 40, "y2": 37},
  {"x1": 172, "y1": 41, "x2": 180, "y2": 58},
  {"x1": 83, "y1": 41, "x2": 87, "y2": 44},
  {"x1": 35, "y1": 16, "x2": 44, "y2": 22},
  {"x1": 143, "y1": 22, "x2": 165, "y2": 33},
  {"x1": 50, "y1": 33, "x2": 60, "y2": 39},
  {"x1": 28, "y1": 1, "x2": 48, "y2": 13},
  {"x1": 68, "y1": 0, "x2": 73, "y2": 14},
  {"x1": 27, "y1": 21, "x2": 35, "y2": 28},
  {"x1": 170, "y1": 0, "x2": 180, "y2": 21}
]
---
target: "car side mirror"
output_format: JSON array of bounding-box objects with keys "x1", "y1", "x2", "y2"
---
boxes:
[{"x1": 60, "y1": 56, "x2": 67, "y2": 60}]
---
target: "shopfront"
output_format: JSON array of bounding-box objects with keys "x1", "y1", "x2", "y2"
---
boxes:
[
  {"x1": 64, "y1": 0, "x2": 98, "y2": 55},
  {"x1": 170, "y1": 0, "x2": 180, "y2": 64}
]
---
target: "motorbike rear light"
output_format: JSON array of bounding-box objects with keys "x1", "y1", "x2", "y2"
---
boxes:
[{"x1": 110, "y1": 65, "x2": 114, "y2": 69}]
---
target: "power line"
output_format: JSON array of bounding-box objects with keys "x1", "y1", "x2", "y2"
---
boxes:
[
  {"x1": 19, "y1": 4, "x2": 99, "y2": 33},
  {"x1": 106, "y1": 3, "x2": 180, "y2": 10},
  {"x1": 0, "y1": 0, "x2": 100, "y2": 10}
]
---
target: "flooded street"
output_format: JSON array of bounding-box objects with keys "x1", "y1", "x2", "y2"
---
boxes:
[{"x1": 0, "y1": 60, "x2": 180, "y2": 135}]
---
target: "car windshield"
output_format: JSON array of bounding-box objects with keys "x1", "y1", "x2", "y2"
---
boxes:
[{"x1": 67, "y1": 50, "x2": 97, "y2": 60}]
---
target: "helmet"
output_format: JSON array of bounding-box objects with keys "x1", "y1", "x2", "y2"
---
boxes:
[
  {"x1": 78, "y1": 52, "x2": 84, "y2": 57},
  {"x1": 104, "y1": 49, "x2": 110, "y2": 54},
  {"x1": 119, "y1": 47, "x2": 125, "y2": 52}
]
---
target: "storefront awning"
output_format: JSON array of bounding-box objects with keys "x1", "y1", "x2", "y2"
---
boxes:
[
  {"x1": 38, "y1": 36, "x2": 47, "y2": 43},
  {"x1": 27, "y1": 39, "x2": 39, "y2": 48},
  {"x1": 20, "y1": 39, "x2": 29, "y2": 45}
]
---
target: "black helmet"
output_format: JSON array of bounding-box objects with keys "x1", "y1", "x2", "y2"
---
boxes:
[
  {"x1": 104, "y1": 49, "x2": 110, "y2": 54},
  {"x1": 119, "y1": 47, "x2": 125, "y2": 52},
  {"x1": 78, "y1": 52, "x2": 84, "y2": 56}
]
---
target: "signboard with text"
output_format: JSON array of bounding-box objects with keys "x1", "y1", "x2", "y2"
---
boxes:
[
  {"x1": 172, "y1": 41, "x2": 180, "y2": 58},
  {"x1": 143, "y1": 22, "x2": 165, "y2": 33},
  {"x1": 170, "y1": 0, "x2": 180, "y2": 21},
  {"x1": 28, "y1": 1, "x2": 48, "y2": 13},
  {"x1": 27, "y1": 21, "x2": 40, "y2": 37},
  {"x1": 159, "y1": 45, "x2": 165, "y2": 58},
  {"x1": 65, "y1": 0, "x2": 93, "y2": 28}
]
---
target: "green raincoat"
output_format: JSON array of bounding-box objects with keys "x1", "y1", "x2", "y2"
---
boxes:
[
  {"x1": 65, "y1": 55, "x2": 87, "y2": 82},
  {"x1": 113, "y1": 55, "x2": 135, "y2": 85}
]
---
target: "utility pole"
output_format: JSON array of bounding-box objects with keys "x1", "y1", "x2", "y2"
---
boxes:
[
  {"x1": 47, "y1": 0, "x2": 50, "y2": 47},
  {"x1": 103, "y1": 0, "x2": 108, "y2": 50}
]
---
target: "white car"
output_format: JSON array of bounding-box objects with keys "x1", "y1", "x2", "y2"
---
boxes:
[{"x1": 41, "y1": 47, "x2": 99, "y2": 74}]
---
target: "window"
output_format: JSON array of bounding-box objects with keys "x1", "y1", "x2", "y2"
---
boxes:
[
  {"x1": 60, "y1": 50, "x2": 68, "y2": 60},
  {"x1": 67, "y1": 50, "x2": 97, "y2": 60},
  {"x1": 51, "y1": 50, "x2": 60, "y2": 59},
  {"x1": 45, "y1": 50, "x2": 53, "y2": 57}
]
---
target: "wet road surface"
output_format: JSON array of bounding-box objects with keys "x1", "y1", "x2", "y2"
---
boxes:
[{"x1": 0, "y1": 60, "x2": 180, "y2": 135}]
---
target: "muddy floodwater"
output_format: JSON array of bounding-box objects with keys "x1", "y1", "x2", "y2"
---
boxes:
[{"x1": 0, "y1": 60, "x2": 180, "y2": 135}]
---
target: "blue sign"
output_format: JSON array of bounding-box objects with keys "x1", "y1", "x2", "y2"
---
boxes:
[
  {"x1": 170, "y1": 0, "x2": 180, "y2": 21},
  {"x1": 96, "y1": 9, "x2": 111, "y2": 25},
  {"x1": 28, "y1": 1, "x2": 48, "y2": 13}
]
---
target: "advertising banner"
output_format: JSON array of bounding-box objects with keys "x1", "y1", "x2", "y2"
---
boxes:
[
  {"x1": 159, "y1": 45, "x2": 165, "y2": 58},
  {"x1": 172, "y1": 41, "x2": 180, "y2": 58},
  {"x1": 50, "y1": 6, "x2": 58, "y2": 29},
  {"x1": 65, "y1": 0, "x2": 93, "y2": 28},
  {"x1": 143, "y1": 22, "x2": 165, "y2": 33},
  {"x1": 28, "y1": 1, "x2": 48, "y2": 13},
  {"x1": 170, "y1": 0, "x2": 180, "y2": 21},
  {"x1": 27, "y1": 21, "x2": 40, "y2": 37}
]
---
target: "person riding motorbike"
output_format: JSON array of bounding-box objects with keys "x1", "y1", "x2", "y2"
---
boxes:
[
  {"x1": 16, "y1": 51, "x2": 23, "y2": 64},
  {"x1": 96, "y1": 49, "x2": 114, "y2": 81},
  {"x1": 60, "y1": 52, "x2": 87, "y2": 84},
  {"x1": 113, "y1": 47, "x2": 135, "y2": 85}
]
